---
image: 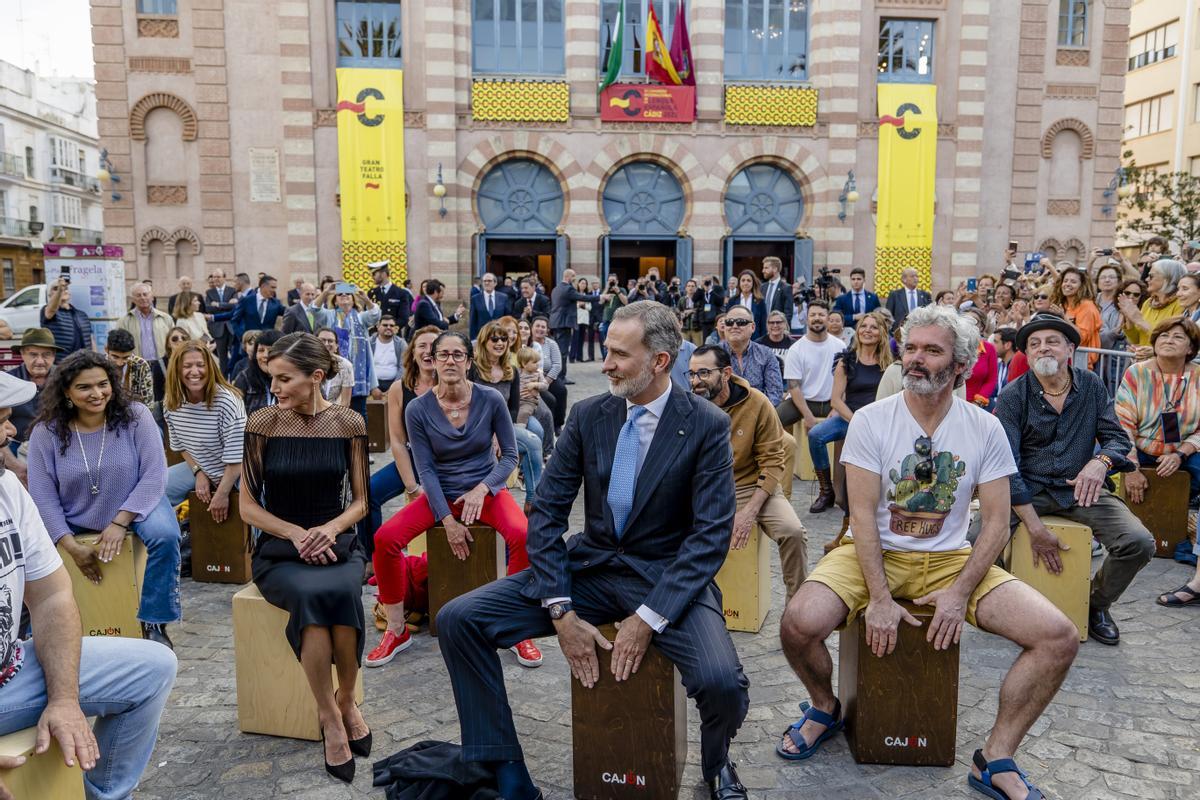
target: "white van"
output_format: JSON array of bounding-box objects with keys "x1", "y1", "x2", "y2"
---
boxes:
[{"x1": 0, "y1": 284, "x2": 49, "y2": 337}]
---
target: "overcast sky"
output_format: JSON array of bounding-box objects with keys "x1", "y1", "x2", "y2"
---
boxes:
[{"x1": 0, "y1": 0, "x2": 95, "y2": 80}]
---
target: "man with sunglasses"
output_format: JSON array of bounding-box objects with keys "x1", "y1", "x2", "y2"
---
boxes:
[
  {"x1": 778, "y1": 305, "x2": 1079, "y2": 800},
  {"x1": 689, "y1": 345, "x2": 807, "y2": 602},
  {"x1": 719, "y1": 305, "x2": 784, "y2": 406},
  {"x1": 995, "y1": 313, "x2": 1154, "y2": 646}
]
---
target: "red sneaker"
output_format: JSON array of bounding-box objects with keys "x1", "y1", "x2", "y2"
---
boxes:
[
  {"x1": 511, "y1": 639, "x2": 543, "y2": 668},
  {"x1": 365, "y1": 628, "x2": 412, "y2": 667}
]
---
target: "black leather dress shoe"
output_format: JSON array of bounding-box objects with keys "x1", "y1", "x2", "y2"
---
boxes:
[
  {"x1": 141, "y1": 623, "x2": 174, "y2": 651},
  {"x1": 708, "y1": 760, "x2": 747, "y2": 800},
  {"x1": 1088, "y1": 606, "x2": 1119, "y2": 645}
]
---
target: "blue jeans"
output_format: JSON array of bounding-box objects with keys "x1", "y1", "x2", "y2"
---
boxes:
[
  {"x1": 513, "y1": 424, "x2": 543, "y2": 495},
  {"x1": 351, "y1": 394, "x2": 368, "y2": 425},
  {"x1": 0, "y1": 636, "x2": 177, "y2": 800},
  {"x1": 808, "y1": 415, "x2": 850, "y2": 471},
  {"x1": 165, "y1": 462, "x2": 240, "y2": 508},
  {"x1": 367, "y1": 462, "x2": 405, "y2": 557},
  {"x1": 68, "y1": 496, "x2": 182, "y2": 625},
  {"x1": 1136, "y1": 449, "x2": 1200, "y2": 496}
]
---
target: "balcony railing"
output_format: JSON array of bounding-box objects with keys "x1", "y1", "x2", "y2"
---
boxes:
[
  {"x1": 0, "y1": 153, "x2": 25, "y2": 179},
  {"x1": 50, "y1": 167, "x2": 101, "y2": 193},
  {"x1": 59, "y1": 226, "x2": 104, "y2": 244},
  {"x1": 0, "y1": 217, "x2": 32, "y2": 237}
]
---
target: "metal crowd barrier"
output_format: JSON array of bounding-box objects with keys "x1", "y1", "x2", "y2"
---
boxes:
[{"x1": 1074, "y1": 346, "x2": 1135, "y2": 399}]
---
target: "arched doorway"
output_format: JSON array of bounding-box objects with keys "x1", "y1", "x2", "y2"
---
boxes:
[
  {"x1": 475, "y1": 158, "x2": 566, "y2": 288},
  {"x1": 722, "y1": 162, "x2": 812, "y2": 285},
  {"x1": 601, "y1": 160, "x2": 691, "y2": 287}
]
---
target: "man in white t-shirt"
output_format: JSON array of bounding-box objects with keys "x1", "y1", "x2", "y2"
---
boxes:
[
  {"x1": 0, "y1": 372, "x2": 177, "y2": 800},
  {"x1": 776, "y1": 306, "x2": 1078, "y2": 800},
  {"x1": 777, "y1": 300, "x2": 846, "y2": 429}
]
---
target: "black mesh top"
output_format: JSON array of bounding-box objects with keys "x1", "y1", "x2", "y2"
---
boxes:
[{"x1": 243, "y1": 404, "x2": 369, "y2": 553}]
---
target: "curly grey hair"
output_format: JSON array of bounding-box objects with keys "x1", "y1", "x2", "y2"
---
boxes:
[
  {"x1": 612, "y1": 299, "x2": 683, "y2": 367},
  {"x1": 900, "y1": 304, "x2": 981, "y2": 388}
]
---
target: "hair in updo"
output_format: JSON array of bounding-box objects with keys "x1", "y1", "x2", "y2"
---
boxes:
[{"x1": 268, "y1": 332, "x2": 339, "y2": 380}]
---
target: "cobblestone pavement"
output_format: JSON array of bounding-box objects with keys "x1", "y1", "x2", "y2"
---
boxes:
[{"x1": 137, "y1": 360, "x2": 1199, "y2": 799}]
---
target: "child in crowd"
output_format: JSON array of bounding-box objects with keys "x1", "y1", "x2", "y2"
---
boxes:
[{"x1": 516, "y1": 346, "x2": 554, "y2": 457}]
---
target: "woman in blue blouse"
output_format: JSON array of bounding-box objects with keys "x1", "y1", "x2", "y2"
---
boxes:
[{"x1": 315, "y1": 283, "x2": 381, "y2": 422}]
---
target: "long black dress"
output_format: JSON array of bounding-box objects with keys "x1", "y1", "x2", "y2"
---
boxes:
[{"x1": 245, "y1": 404, "x2": 369, "y2": 661}]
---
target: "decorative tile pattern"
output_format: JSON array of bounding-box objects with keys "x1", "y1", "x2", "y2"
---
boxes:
[
  {"x1": 137, "y1": 17, "x2": 179, "y2": 38},
  {"x1": 147, "y1": 185, "x2": 188, "y2": 205},
  {"x1": 472, "y1": 80, "x2": 571, "y2": 123},
  {"x1": 128, "y1": 57, "x2": 192, "y2": 74},
  {"x1": 724, "y1": 85, "x2": 818, "y2": 127}
]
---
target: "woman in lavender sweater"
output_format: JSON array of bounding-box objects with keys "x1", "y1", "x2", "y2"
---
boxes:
[{"x1": 27, "y1": 350, "x2": 181, "y2": 648}]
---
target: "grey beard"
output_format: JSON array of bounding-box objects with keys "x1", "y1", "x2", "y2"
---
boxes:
[
  {"x1": 610, "y1": 366, "x2": 654, "y2": 399},
  {"x1": 1032, "y1": 356, "x2": 1062, "y2": 377},
  {"x1": 902, "y1": 363, "x2": 956, "y2": 395}
]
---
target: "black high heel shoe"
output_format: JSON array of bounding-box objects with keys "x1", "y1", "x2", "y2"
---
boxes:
[
  {"x1": 321, "y1": 730, "x2": 356, "y2": 784},
  {"x1": 336, "y1": 689, "x2": 372, "y2": 758}
]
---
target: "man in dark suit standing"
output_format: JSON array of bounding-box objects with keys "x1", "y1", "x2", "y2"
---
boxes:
[
  {"x1": 280, "y1": 282, "x2": 319, "y2": 335},
  {"x1": 204, "y1": 268, "x2": 238, "y2": 368},
  {"x1": 286, "y1": 276, "x2": 303, "y2": 306},
  {"x1": 469, "y1": 272, "x2": 512, "y2": 339},
  {"x1": 884, "y1": 267, "x2": 932, "y2": 327},
  {"x1": 437, "y1": 301, "x2": 750, "y2": 800},
  {"x1": 511, "y1": 276, "x2": 550, "y2": 321},
  {"x1": 692, "y1": 275, "x2": 727, "y2": 342},
  {"x1": 548, "y1": 268, "x2": 594, "y2": 382},
  {"x1": 831, "y1": 267, "x2": 880, "y2": 328},
  {"x1": 368, "y1": 261, "x2": 412, "y2": 331},
  {"x1": 760, "y1": 256, "x2": 794, "y2": 324},
  {"x1": 413, "y1": 279, "x2": 465, "y2": 331}
]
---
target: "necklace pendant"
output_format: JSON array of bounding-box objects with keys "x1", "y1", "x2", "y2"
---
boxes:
[
  {"x1": 90, "y1": 486, "x2": 99, "y2": 496},
  {"x1": 451, "y1": 410, "x2": 460, "y2": 419}
]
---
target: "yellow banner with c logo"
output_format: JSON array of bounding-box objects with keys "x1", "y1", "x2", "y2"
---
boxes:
[
  {"x1": 336, "y1": 68, "x2": 408, "y2": 288},
  {"x1": 875, "y1": 83, "x2": 937, "y2": 291}
]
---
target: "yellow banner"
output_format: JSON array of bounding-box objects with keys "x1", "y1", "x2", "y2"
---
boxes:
[
  {"x1": 336, "y1": 68, "x2": 407, "y2": 289},
  {"x1": 875, "y1": 83, "x2": 937, "y2": 291}
]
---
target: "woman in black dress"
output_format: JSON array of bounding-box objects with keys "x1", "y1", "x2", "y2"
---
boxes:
[{"x1": 239, "y1": 332, "x2": 371, "y2": 784}]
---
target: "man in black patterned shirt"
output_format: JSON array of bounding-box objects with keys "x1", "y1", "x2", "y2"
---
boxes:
[{"x1": 995, "y1": 314, "x2": 1154, "y2": 646}]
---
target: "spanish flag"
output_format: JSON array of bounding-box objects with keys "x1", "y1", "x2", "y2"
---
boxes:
[{"x1": 646, "y1": 3, "x2": 681, "y2": 85}]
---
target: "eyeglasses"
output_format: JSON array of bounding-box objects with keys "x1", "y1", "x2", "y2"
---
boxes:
[
  {"x1": 685, "y1": 368, "x2": 721, "y2": 381},
  {"x1": 434, "y1": 351, "x2": 468, "y2": 363},
  {"x1": 488, "y1": 334, "x2": 509, "y2": 343},
  {"x1": 725, "y1": 318, "x2": 753, "y2": 328},
  {"x1": 914, "y1": 436, "x2": 934, "y2": 484}
]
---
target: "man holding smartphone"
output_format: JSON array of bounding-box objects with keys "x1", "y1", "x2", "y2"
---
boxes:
[
  {"x1": 994, "y1": 314, "x2": 1154, "y2": 646},
  {"x1": 39, "y1": 272, "x2": 93, "y2": 360}
]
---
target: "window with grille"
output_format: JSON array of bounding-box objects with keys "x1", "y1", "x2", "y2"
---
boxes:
[
  {"x1": 337, "y1": 0, "x2": 403, "y2": 68},
  {"x1": 724, "y1": 0, "x2": 809, "y2": 81},
  {"x1": 878, "y1": 19, "x2": 934, "y2": 83}
]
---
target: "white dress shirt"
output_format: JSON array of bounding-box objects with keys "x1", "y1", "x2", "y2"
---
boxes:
[{"x1": 544, "y1": 381, "x2": 674, "y2": 632}]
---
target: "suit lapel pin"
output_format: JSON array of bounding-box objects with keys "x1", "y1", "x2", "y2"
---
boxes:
[{"x1": 678, "y1": 429, "x2": 684, "y2": 436}]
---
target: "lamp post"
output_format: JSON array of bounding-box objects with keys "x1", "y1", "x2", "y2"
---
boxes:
[
  {"x1": 96, "y1": 148, "x2": 122, "y2": 202},
  {"x1": 838, "y1": 170, "x2": 859, "y2": 222},
  {"x1": 1101, "y1": 166, "x2": 1133, "y2": 217},
  {"x1": 434, "y1": 163, "x2": 447, "y2": 218}
]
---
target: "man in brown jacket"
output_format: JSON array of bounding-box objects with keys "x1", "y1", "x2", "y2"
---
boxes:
[{"x1": 688, "y1": 344, "x2": 808, "y2": 601}]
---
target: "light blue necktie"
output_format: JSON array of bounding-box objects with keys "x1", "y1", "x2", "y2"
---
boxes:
[{"x1": 607, "y1": 406, "x2": 647, "y2": 539}]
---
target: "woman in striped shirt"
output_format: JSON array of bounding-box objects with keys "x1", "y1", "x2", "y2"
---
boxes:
[{"x1": 162, "y1": 340, "x2": 247, "y2": 523}]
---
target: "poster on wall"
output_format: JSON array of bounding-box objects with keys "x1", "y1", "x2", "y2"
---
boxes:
[
  {"x1": 43, "y1": 244, "x2": 126, "y2": 347},
  {"x1": 335, "y1": 67, "x2": 408, "y2": 290},
  {"x1": 874, "y1": 84, "x2": 938, "y2": 292},
  {"x1": 600, "y1": 84, "x2": 695, "y2": 123},
  {"x1": 249, "y1": 148, "x2": 281, "y2": 203}
]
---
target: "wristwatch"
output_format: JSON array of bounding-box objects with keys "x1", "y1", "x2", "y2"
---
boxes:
[
  {"x1": 190, "y1": 463, "x2": 202, "y2": 475},
  {"x1": 547, "y1": 601, "x2": 573, "y2": 620}
]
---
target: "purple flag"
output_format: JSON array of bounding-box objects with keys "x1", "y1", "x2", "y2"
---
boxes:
[{"x1": 668, "y1": 0, "x2": 694, "y2": 86}]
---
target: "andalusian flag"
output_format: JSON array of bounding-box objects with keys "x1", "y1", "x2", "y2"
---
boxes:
[
  {"x1": 599, "y1": 0, "x2": 624, "y2": 94},
  {"x1": 646, "y1": 2, "x2": 681, "y2": 85}
]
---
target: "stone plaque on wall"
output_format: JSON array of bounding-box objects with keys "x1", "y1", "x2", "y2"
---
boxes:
[{"x1": 249, "y1": 148, "x2": 281, "y2": 203}]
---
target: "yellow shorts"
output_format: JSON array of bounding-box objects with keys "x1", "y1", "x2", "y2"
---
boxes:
[{"x1": 806, "y1": 543, "x2": 1017, "y2": 627}]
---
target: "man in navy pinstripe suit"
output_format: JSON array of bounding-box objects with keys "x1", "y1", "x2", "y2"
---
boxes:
[{"x1": 437, "y1": 301, "x2": 750, "y2": 800}]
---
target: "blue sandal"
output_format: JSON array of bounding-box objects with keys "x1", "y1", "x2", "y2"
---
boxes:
[
  {"x1": 968, "y1": 749, "x2": 1045, "y2": 800},
  {"x1": 775, "y1": 699, "x2": 843, "y2": 761}
]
